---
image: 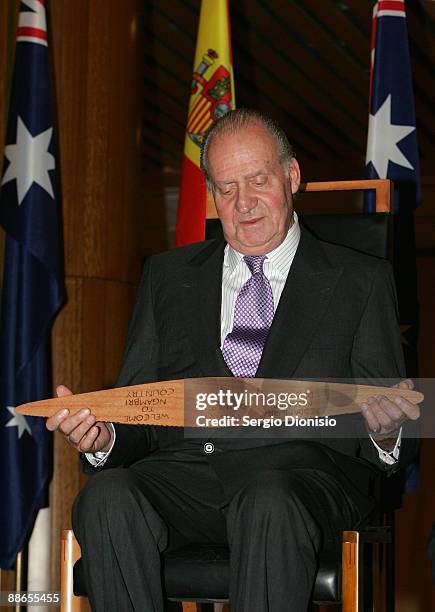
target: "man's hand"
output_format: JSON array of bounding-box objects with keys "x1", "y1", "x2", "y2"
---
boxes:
[
  {"x1": 360, "y1": 379, "x2": 420, "y2": 448},
  {"x1": 46, "y1": 385, "x2": 114, "y2": 454}
]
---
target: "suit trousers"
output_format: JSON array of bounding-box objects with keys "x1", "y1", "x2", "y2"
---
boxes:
[{"x1": 72, "y1": 449, "x2": 361, "y2": 612}]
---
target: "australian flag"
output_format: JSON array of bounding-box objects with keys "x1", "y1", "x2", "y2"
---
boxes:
[
  {"x1": 0, "y1": 0, "x2": 64, "y2": 569},
  {"x1": 365, "y1": 0, "x2": 421, "y2": 210},
  {"x1": 365, "y1": 0, "x2": 420, "y2": 493}
]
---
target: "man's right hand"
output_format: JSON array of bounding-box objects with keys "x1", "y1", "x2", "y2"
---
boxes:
[{"x1": 46, "y1": 385, "x2": 114, "y2": 454}]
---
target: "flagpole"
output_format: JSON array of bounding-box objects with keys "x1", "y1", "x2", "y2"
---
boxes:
[
  {"x1": 14, "y1": 546, "x2": 28, "y2": 612},
  {"x1": 27, "y1": 507, "x2": 52, "y2": 612}
]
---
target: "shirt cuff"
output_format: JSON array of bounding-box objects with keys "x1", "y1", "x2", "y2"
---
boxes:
[
  {"x1": 84, "y1": 423, "x2": 116, "y2": 467},
  {"x1": 370, "y1": 427, "x2": 402, "y2": 465}
]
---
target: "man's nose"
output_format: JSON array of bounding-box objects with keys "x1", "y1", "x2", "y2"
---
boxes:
[{"x1": 235, "y1": 185, "x2": 256, "y2": 213}]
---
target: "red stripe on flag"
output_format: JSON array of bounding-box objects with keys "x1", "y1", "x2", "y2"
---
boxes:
[
  {"x1": 190, "y1": 102, "x2": 211, "y2": 134},
  {"x1": 188, "y1": 97, "x2": 207, "y2": 131},
  {"x1": 189, "y1": 99, "x2": 210, "y2": 132},
  {"x1": 176, "y1": 155, "x2": 206, "y2": 246},
  {"x1": 378, "y1": 0, "x2": 405, "y2": 11},
  {"x1": 369, "y1": 3, "x2": 378, "y2": 107},
  {"x1": 203, "y1": 117, "x2": 214, "y2": 133},
  {"x1": 17, "y1": 27, "x2": 47, "y2": 41}
]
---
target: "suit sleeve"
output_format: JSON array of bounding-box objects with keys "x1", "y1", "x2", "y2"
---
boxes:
[
  {"x1": 350, "y1": 260, "x2": 419, "y2": 471},
  {"x1": 84, "y1": 257, "x2": 162, "y2": 472}
]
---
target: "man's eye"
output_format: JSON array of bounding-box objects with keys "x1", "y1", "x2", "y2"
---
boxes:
[{"x1": 252, "y1": 178, "x2": 267, "y2": 187}]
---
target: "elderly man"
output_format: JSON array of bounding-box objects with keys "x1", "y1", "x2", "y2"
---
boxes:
[{"x1": 48, "y1": 109, "x2": 419, "y2": 612}]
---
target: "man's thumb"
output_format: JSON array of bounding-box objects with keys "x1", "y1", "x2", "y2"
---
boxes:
[{"x1": 56, "y1": 385, "x2": 73, "y2": 398}]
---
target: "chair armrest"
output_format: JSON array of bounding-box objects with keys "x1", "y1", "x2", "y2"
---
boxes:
[{"x1": 343, "y1": 527, "x2": 391, "y2": 545}]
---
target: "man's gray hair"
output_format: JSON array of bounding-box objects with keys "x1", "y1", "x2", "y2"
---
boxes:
[{"x1": 200, "y1": 108, "x2": 295, "y2": 191}]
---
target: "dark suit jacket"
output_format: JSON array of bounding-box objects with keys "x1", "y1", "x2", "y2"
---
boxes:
[{"x1": 91, "y1": 228, "x2": 418, "y2": 520}]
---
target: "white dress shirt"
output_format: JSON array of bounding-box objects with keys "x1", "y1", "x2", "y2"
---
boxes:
[{"x1": 221, "y1": 212, "x2": 301, "y2": 346}]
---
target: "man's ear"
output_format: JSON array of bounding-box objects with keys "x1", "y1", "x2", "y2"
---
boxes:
[
  {"x1": 206, "y1": 190, "x2": 217, "y2": 218},
  {"x1": 289, "y1": 158, "x2": 301, "y2": 195}
]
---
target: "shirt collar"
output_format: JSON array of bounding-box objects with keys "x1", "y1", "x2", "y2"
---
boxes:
[{"x1": 224, "y1": 211, "x2": 301, "y2": 278}]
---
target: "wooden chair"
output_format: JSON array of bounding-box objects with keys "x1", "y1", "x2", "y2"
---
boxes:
[
  {"x1": 60, "y1": 179, "x2": 396, "y2": 612},
  {"x1": 61, "y1": 526, "x2": 392, "y2": 612}
]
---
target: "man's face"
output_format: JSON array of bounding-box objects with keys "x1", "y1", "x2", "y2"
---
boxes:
[{"x1": 207, "y1": 123, "x2": 301, "y2": 255}]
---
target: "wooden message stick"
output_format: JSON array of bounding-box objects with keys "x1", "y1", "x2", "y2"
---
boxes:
[
  {"x1": 16, "y1": 378, "x2": 424, "y2": 427},
  {"x1": 18, "y1": 379, "x2": 186, "y2": 426}
]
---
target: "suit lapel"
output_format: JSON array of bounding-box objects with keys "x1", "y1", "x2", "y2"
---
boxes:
[
  {"x1": 180, "y1": 229, "x2": 343, "y2": 379},
  {"x1": 180, "y1": 240, "x2": 232, "y2": 377},
  {"x1": 256, "y1": 229, "x2": 343, "y2": 378}
]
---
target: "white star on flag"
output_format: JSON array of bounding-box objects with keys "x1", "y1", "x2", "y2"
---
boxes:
[
  {"x1": 1, "y1": 116, "x2": 55, "y2": 205},
  {"x1": 5, "y1": 405, "x2": 32, "y2": 439},
  {"x1": 366, "y1": 94, "x2": 415, "y2": 179}
]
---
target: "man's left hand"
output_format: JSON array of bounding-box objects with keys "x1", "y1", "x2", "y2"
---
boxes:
[{"x1": 360, "y1": 379, "x2": 420, "y2": 444}]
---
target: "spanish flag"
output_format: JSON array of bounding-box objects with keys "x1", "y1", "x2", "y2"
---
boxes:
[{"x1": 176, "y1": 0, "x2": 235, "y2": 246}]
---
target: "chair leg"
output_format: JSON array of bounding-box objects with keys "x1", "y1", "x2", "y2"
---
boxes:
[
  {"x1": 342, "y1": 527, "x2": 393, "y2": 612},
  {"x1": 60, "y1": 529, "x2": 91, "y2": 612},
  {"x1": 372, "y1": 542, "x2": 383, "y2": 611},
  {"x1": 342, "y1": 531, "x2": 361, "y2": 612}
]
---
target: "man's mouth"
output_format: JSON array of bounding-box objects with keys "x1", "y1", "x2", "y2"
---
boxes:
[{"x1": 240, "y1": 217, "x2": 262, "y2": 226}]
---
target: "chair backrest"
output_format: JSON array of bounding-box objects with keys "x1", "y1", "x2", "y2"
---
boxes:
[
  {"x1": 299, "y1": 179, "x2": 392, "y2": 213},
  {"x1": 205, "y1": 178, "x2": 393, "y2": 218}
]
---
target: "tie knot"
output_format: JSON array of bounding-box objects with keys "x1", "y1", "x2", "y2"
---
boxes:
[{"x1": 244, "y1": 255, "x2": 266, "y2": 276}]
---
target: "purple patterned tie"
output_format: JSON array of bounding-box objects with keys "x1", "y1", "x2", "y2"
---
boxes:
[{"x1": 222, "y1": 255, "x2": 274, "y2": 377}]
